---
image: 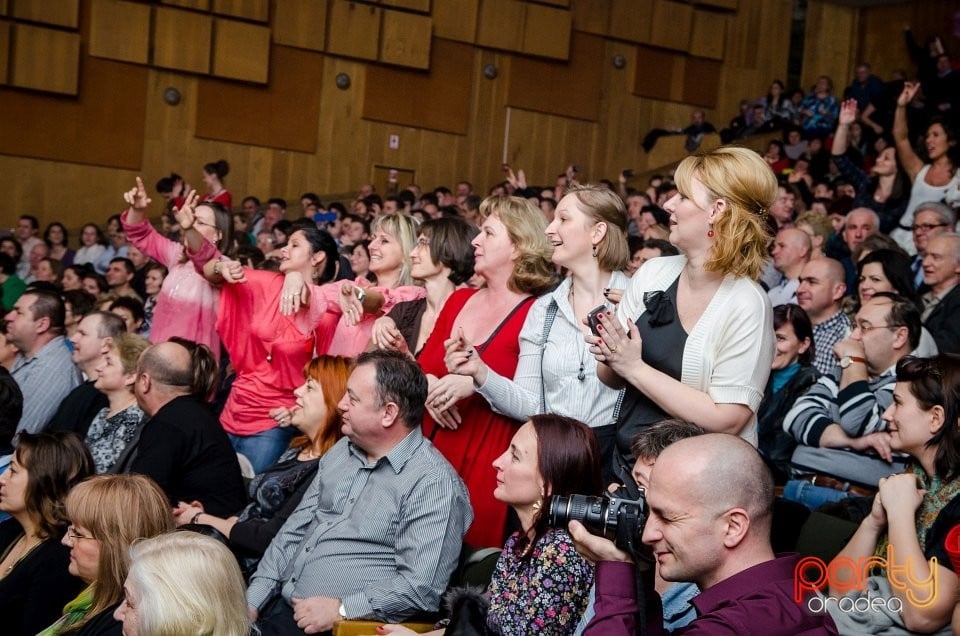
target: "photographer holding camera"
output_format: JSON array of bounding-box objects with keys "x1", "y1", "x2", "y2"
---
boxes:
[{"x1": 569, "y1": 434, "x2": 838, "y2": 634}]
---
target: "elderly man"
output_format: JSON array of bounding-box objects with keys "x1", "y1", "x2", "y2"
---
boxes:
[
  {"x1": 247, "y1": 350, "x2": 472, "y2": 635},
  {"x1": 5, "y1": 290, "x2": 80, "y2": 434},
  {"x1": 797, "y1": 258, "x2": 851, "y2": 376},
  {"x1": 911, "y1": 202, "x2": 956, "y2": 287},
  {"x1": 921, "y1": 233, "x2": 960, "y2": 353},
  {"x1": 783, "y1": 293, "x2": 921, "y2": 509},
  {"x1": 768, "y1": 228, "x2": 812, "y2": 306},
  {"x1": 839, "y1": 207, "x2": 879, "y2": 292},
  {"x1": 571, "y1": 433, "x2": 837, "y2": 634},
  {"x1": 47, "y1": 311, "x2": 126, "y2": 436}
]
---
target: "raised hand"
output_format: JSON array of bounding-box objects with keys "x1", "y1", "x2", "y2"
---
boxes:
[
  {"x1": 838, "y1": 99, "x2": 858, "y2": 126},
  {"x1": 897, "y1": 81, "x2": 920, "y2": 107},
  {"x1": 123, "y1": 176, "x2": 152, "y2": 210},
  {"x1": 172, "y1": 190, "x2": 200, "y2": 231}
]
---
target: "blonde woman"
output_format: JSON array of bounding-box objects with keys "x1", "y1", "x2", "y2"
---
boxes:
[
  {"x1": 590, "y1": 146, "x2": 777, "y2": 473},
  {"x1": 40, "y1": 474, "x2": 172, "y2": 635},
  {"x1": 115, "y1": 532, "x2": 249, "y2": 636}
]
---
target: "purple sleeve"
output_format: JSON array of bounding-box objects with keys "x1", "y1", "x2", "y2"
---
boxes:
[{"x1": 585, "y1": 562, "x2": 649, "y2": 635}]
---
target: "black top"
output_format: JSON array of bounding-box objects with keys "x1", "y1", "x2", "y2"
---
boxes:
[
  {"x1": 0, "y1": 520, "x2": 85, "y2": 636},
  {"x1": 758, "y1": 364, "x2": 820, "y2": 485},
  {"x1": 616, "y1": 277, "x2": 688, "y2": 467},
  {"x1": 75, "y1": 603, "x2": 123, "y2": 636},
  {"x1": 46, "y1": 381, "x2": 108, "y2": 438},
  {"x1": 389, "y1": 298, "x2": 428, "y2": 357},
  {"x1": 125, "y1": 395, "x2": 246, "y2": 517}
]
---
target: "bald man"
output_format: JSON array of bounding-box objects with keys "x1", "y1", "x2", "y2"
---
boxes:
[
  {"x1": 797, "y1": 258, "x2": 851, "y2": 376},
  {"x1": 768, "y1": 228, "x2": 812, "y2": 306},
  {"x1": 572, "y1": 434, "x2": 837, "y2": 634},
  {"x1": 121, "y1": 340, "x2": 245, "y2": 516}
]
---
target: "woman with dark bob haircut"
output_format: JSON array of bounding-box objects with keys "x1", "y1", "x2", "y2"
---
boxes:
[
  {"x1": 829, "y1": 354, "x2": 960, "y2": 634},
  {"x1": 0, "y1": 431, "x2": 93, "y2": 636},
  {"x1": 757, "y1": 304, "x2": 819, "y2": 484}
]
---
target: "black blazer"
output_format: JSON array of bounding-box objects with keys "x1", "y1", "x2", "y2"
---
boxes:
[
  {"x1": 0, "y1": 520, "x2": 85, "y2": 636},
  {"x1": 125, "y1": 395, "x2": 246, "y2": 517},
  {"x1": 925, "y1": 284, "x2": 960, "y2": 355}
]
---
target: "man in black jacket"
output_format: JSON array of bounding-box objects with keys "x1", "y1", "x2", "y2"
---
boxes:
[
  {"x1": 921, "y1": 233, "x2": 960, "y2": 354},
  {"x1": 126, "y1": 340, "x2": 245, "y2": 516}
]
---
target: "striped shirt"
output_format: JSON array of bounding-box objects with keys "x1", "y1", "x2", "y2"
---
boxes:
[
  {"x1": 12, "y1": 336, "x2": 81, "y2": 435},
  {"x1": 247, "y1": 429, "x2": 472, "y2": 621},
  {"x1": 811, "y1": 310, "x2": 851, "y2": 377}
]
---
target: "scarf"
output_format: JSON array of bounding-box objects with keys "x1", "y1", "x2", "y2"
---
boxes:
[
  {"x1": 873, "y1": 464, "x2": 960, "y2": 569},
  {"x1": 37, "y1": 584, "x2": 95, "y2": 636}
]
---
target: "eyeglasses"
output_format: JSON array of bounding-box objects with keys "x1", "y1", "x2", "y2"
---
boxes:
[
  {"x1": 415, "y1": 238, "x2": 430, "y2": 247},
  {"x1": 66, "y1": 525, "x2": 95, "y2": 541},
  {"x1": 194, "y1": 219, "x2": 217, "y2": 229},
  {"x1": 912, "y1": 222, "x2": 949, "y2": 232},
  {"x1": 853, "y1": 322, "x2": 902, "y2": 333}
]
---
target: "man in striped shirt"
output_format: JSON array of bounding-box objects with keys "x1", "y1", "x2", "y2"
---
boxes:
[
  {"x1": 248, "y1": 350, "x2": 473, "y2": 635},
  {"x1": 782, "y1": 293, "x2": 921, "y2": 510}
]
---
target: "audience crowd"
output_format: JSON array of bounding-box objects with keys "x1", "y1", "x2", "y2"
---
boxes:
[{"x1": 2, "y1": 45, "x2": 960, "y2": 635}]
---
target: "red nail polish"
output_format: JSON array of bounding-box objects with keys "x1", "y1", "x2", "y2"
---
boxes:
[
  {"x1": 606, "y1": 311, "x2": 612, "y2": 316},
  {"x1": 597, "y1": 324, "x2": 603, "y2": 331}
]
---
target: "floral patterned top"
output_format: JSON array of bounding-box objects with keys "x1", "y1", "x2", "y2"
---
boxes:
[
  {"x1": 85, "y1": 404, "x2": 144, "y2": 473},
  {"x1": 486, "y1": 528, "x2": 593, "y2": 635}
]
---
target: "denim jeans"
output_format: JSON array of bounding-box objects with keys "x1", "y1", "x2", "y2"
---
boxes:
[
  {"x1": 229, "y1": 427, "x2": 296, "y2": 473},
  {"x1": 783, "y1": 479, "x2": 853, "y2": 511}
]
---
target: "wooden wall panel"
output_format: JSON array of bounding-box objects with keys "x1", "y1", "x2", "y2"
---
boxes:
[
  {"x1": 690, "y1": 9, "x2": 725, "y2": 61},
  {"x1": 649, "y1": 0, "x2": 692, "y2": 51},
  {"x1": 0, "y1": 0, "x2": 7, "y2": 15},
  {"x1": 801, "y1": 1, "x2": 856, "y2": 93},
  {"x1": 161, "y1": 0, "x2": 209, "y2": 9},
  {"x1": 89, "y1": 0, "x2": 150, "y2": 64},
  {"x1": 522, "y1": 3, "x2": 570, "y2": 59},
  {"x1": 211, "y1": 0, "x2": 269, "y2": 21},
  {"x1": 433, "y1": 0, "x2": 477, "y2": 42},
  {"x1": 609, "y1": 0, "x2": 652, "y2": 44},
  {"x1": 10, "y1": 24, "x2": 80, "y2": 94},
  {"x1": 10, "y1": 0, "x2": 78, "y2": 28},
  {"x1": 571, "y1": 0, "x2": 608, "y2": 36},
  {"x1": 0, "y1": 53, "x2": 147, "y2": 169},
  {"x1": 327, "y1": 0, "x2": 381, "y2": 61},
  {"x1": 212, "y1": 18, "x2": 270, "y2": 82},
  {"x1": 196, "y1": 45, "x2": 322, "y2": 152},
  {"x1": 696, "y1": 0, "x2": 736, "y2": 9},
  {"x1": 153, "y1": 7, "x2": 212, "y2": 73},
  {"x1": 476, "y1": 0, "x2": 525, "y2": 52},
  {"x1": 633, "y1": 46, "x2": 679, "y2": 102},
  {"x1": 379, "y1": 10, "x2": 431, "y2": 69},
  {"x1": 382, "y1": 0, "x2": 430, "y2": 11},
  {"x1": 364, "y1": 38, "x2": 473, "y2": 134},
  {"x1": 682, "y1": 57, "x2": 721, "y2": 108},
  {"x1": 507, "y1": 32, "x2": 604, "y2": 121},
  {"x1": 0, "y1": 21, "x2": 9, "y2": 84},
  {"x1": 272, "y1": 0, "x2": 326, "y2": 51}
]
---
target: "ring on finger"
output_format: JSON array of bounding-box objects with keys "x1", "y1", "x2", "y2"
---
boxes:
[{"x1": 609, "y1": 345, "x2": 618, "y2": 354}]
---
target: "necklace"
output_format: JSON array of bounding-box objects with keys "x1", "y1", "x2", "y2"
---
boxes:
[
  {"x1": 1, "y1": 533, "x2": 42, "y2": 578},
  {"x1": 569, "y1": 284, "x2": 591, "y2": 382}
]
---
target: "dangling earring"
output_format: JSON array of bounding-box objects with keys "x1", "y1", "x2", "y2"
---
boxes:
[
  {"x1": 591, "y1": 244, "x2": 598, "y2": 258},
  {"x1": 707, "y1": 225, "x2": 715, "y2": 238},
  {"x1": 532, "y1": 499, "x2": 542, "y2": 512}
]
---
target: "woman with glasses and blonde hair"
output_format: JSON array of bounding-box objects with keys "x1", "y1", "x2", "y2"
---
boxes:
[
  {"x1": 829, "y1": 354, "x2": 960, "y2": 634},
  {"x1": 115, "y1": 531, "x2": 249, "y2": 636},
  {"x1": 589, "y1": 146, "x2": 777, "y2": 476},
  {"x1": 0, "y1": 431, "x2": 93, "y2": 636},
  {"x1": 421, "y1": 196, "x2": 556, "y2": 547},
  {"x1": 40, "y1": 474, "x2": 173, "y2": 635}
]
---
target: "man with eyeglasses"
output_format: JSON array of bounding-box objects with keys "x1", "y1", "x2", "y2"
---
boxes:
[
  {"x1": 910, "y1": 201, "x2": 955, "y2": 288},
  {"x1": 921, "y1": 233, "x2": 960, "y2": 353},
  {"x1": 782, "y1": 293, "x2": 921, "y2": 510}
]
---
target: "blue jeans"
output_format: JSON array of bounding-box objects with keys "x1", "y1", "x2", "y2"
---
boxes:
[
  {"x1": 783, "y1": 479, "x2": 853, "y2": 511},
  {"x1": 229, "y1": 427, "x2": 296, "y2": 474}
]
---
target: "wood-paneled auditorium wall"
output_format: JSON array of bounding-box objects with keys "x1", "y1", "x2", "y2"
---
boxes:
[{"x1": 1, "y1": 0, "x2": 915, "y2": 230}]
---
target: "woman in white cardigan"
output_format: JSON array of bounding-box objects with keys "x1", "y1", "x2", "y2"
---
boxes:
[{"x1": 590, "y1": 146, "x2": 777, "y2": 474}]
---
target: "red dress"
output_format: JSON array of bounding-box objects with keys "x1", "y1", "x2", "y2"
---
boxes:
[{"x1": 418, "y1": 289, "x2": 535, "y2": 548}]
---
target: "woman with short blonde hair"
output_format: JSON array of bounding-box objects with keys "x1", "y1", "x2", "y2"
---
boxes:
[
  {"x1": 592, "y1": 146, "x2": 778, "y2": 474},
  {"x1": 117, "y1": 532, "x2": 249, "y2": 636},
  {"x1": 40, "y1": 474, "x2": 173, "y2": 635}
]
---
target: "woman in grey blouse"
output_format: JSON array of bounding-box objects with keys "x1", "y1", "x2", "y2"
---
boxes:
[
  {"x1": 448, "y1": 185, "x2": 630, "y2": 473},
  {"x1": 85, "y1": 332, "x2": 148, "y2": 473}
]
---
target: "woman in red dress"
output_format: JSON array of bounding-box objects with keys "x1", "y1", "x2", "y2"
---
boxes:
[{"x1": 418, "y1": 196, "x2": 556, "y2": 547}]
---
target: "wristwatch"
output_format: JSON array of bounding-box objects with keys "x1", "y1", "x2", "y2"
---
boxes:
[
  {"x1": 839, "y1": 355, "x2": 866, "y2": 369},
  {"x1": 338, "y1": 602, "x2": 347, "y2": 619}
]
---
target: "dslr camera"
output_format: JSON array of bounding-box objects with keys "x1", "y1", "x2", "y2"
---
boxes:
[{"x1": 548, "y1": 477, "x2": 647, "y2": 558}]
